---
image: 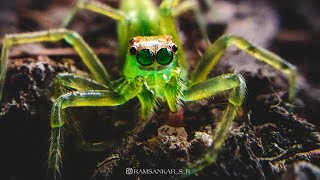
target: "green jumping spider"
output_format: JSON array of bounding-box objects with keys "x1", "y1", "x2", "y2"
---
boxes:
[{"x1": 0, "y1": 0, "x2": 296, "y2": 178}]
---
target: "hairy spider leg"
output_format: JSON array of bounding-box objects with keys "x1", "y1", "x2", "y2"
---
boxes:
[
  {"x1": 54, "y1": 73, "x2": 110, "y2": 96},
  {"x1": 50, "y1": 90, "x2": 126, "y2": 179},
  {"x1": 191, "y1": 35, "x2": 296, "y2": 102},
  {"x1": 162, "y1": 0, "x2": 208, "y2": 40},
  {"x1": 50, "y1": 75, "x2": 144, "y2": 178},
  {"x1": 54, "y1": 73, "x2": 116, "y2": 151},
  {"x1": 182, "y1": 73, "x2": 246, "y2": 175},
  {"x1": 0, "y1": 29, "x2": 111, "y2": 100},
  {"x1": 61, "y1": 0, "x2": 126, "y2": 28}
]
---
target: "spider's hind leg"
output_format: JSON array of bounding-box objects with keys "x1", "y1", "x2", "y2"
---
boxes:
[
  {"x1": 61, "y1": 0, "x2": 126, "y2": 28},
  {"x1": 160, "y1": 0, "x2": 208, "y2": 40}
]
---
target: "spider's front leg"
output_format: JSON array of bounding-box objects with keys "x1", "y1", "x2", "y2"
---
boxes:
[
  {"x1": 53, "y1": 73, "x2": 118, "y2": 151},
  {"x1": 182, "y1": 73, "x2": 246, "y2": 174},
  {"x1": 191, "y1": 35, "x2": 297, "y2": 102},
  {"x1": 54, "y1": 73, "x2": 110, "y2": 96},
  {"x1": 49, "y1": 76, "x2": 145, "y2": 178}
]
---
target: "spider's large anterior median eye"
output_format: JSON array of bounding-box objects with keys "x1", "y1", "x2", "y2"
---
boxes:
[
  {"x1": 137, "y1": 49, "x2": 155, "y2": 66},
  {"x1": 156, "y1": 48, "x2": 173, "y2": 65}
]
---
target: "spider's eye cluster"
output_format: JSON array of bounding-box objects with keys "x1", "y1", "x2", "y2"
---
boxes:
[{"x1": 129, "y1": 45, "x2": 178, "y2": 66}]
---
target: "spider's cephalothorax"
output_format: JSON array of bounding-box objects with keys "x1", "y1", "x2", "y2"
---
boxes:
[
  {"x1": 0, "y1": 0, "x2": 297, "y2": 178},
  {"x1": 125, "y1": 35, "x2": 179, "y2": 81},
  {"x1": 122, "y1": 35, "x2": 185, "y2": 114}
]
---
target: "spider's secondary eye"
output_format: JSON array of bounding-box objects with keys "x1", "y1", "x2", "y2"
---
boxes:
[
  {"x1": 137, "y1": 49, "x2": 155, "y2": 66},
  {"x1": 156, "y1": 48, "x2": 173, "y2": 65},
  {"x1": 172, "y1": 44, "x2": 178, "y2": 52},
  {"x1": 129, "y1": 46, "x2": 137, "y2": 55}
]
